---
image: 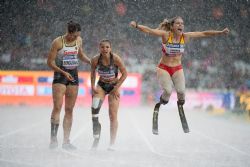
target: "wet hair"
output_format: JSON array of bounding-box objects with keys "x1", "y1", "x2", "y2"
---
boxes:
[
  {"x1": 67, "y1": 21, "x2": 80, "y2": 33},
  {"x1": 76, "y1": 23, "x2": 81, "y2": 31},
  {"x1": 99, "y1": 39, "x2": 113, "y2": 57},
  {"x1": 99, "y1": 39, "x2": 111, "y2": 47},
  {"x1": 158, "y1": 16, "x2": 183, "y2": 31}
]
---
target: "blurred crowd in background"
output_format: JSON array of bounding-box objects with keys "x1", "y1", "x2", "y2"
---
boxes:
[{"x1": 0, "y1": 0, "x2": 250, "y2": 114}]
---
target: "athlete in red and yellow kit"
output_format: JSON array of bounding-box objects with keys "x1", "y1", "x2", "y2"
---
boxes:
[{"x1": 130, "y1": 16, "x2": 229, "y2": 135}]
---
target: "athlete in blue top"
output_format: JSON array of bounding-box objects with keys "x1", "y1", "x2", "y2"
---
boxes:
[{"x1": 130, "y1": 16, "x2": 229, "y2": 135}]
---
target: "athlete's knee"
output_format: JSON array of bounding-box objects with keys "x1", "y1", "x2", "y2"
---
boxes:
[
  {"x1": 109, "y1": 111, "x2": 118, "y2": 123},
  {"x1": 160, "y1": 95, "x2": 169, "y2": 105},
  {"x1": 65, "y1": 106, "x2": 74, "y2": 114},
  {"x1": 162, "y1": 87, "x2": 171, "y2": 96},
  {"x1": 92, "y1": 97, "x2": 102, "y2": 109},
  {"x1": 177, "y1": 100, "x2": 185, "y2": 105},
  {"x1": 51, "y1": 117, "x2": 59, "y2": 124},
  {"x1": 110, "y1": 119, "x2": 118, "y2": 129},
  {"x1": 53, "y1": 105, "x2": 62, "y2": 113},
  {"x1": 177, "y1": 91, "x2": 185, "y2": 101},
  {"x1": 64, "y1": 110, "x2": 73, "y2": 118},
  {"x1": 161, "y1": 89, "x2": 171, "y2": 103},
  {"x1": 177, "y1": 91, "x2": 185, "y2": 96},
  {"x1": 109, "y1": 116, "x2": 118, "y2": 124},
  {"x1": 51, "y1": 111, "x2": 61, "y2": 123}
]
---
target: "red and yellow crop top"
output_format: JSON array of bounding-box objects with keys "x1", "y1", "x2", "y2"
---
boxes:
[{"x1": 162, "y1": 32, "x2": 185, "y2": 56}]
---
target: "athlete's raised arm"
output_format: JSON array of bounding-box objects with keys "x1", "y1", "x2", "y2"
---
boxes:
[
  {"x1": 184, "y1": 28, "x2": 229, "y2": 40},
  {"x1": 130, "y1": 21, "x2": 168, "y2": 38}
]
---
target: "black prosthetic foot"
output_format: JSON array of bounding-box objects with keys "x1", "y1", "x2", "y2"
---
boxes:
[
  {"x1": 152, "y1": 103, "x2": 161, "y2": 135},
  {"x1": 92, "y1": 120, "x2": 101, "y2": 149},
  {"x1": 177, "y1": 101, "x2": 189, "y2": 133}
]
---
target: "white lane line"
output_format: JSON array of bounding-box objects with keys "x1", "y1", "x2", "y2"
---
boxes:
[
  {"x1": 60, "y1": 149, "x2": 113, "y2": 162},
  {"x1": 127, "y1": 111, "x2": 177, "y2": 158},
  {"x1": 0, "y1": 158, "x2": 42, "y2": 167},
  {"x1": 127, "y1": 111, "x2": 235, "y2": 166},
  {"x1": 70, "y1": 119, "x2": 91, "y2": 142},
  {"x1": 192, "y1": 129, "x2": 250, "y2": 157},
  {"x1": 0, "y1": 120, "x2": 46, "y2": 139}
]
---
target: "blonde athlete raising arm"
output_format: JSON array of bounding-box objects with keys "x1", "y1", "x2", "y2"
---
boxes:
[{"x1": 130, "y1": 16, "x2": 229, "y2": 134}]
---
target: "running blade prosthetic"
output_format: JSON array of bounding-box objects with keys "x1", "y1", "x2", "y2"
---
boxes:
[
  {"x1": 177, "y1": 103, "x2": 189, "y2": 133},
  {"x1": 152, "y1": 103, "x2": 161, "y2": 135}
]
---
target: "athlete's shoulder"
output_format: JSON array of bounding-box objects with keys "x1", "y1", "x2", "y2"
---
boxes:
[
  {"x1": 162, "y1": 31, "x2": 171, "y2": 44},
  {"x1": 76, "y1": 36, "x2": 83, "y2": 47},
  {"x1": 53, "y1": 36, "x2": 63, "y2": 42},
  {"x1": 93, "y1": 54, "x2": 100, "y2": 59},
  {"x1": 165, "y1": 31, "x2": 171, "y2": 37},
  {"x1": 77, "y1": 36, "x2": 83, "y2": 42},
  {"x1": 91, "y1": 54, "x2": 100, "y2": 67},
  {"x1": 112, "y1": 53, "x2": 123, "y2": 64},
  {"x1": 77, "y1": 36, "x2": 82, "y2": 39},
  {"x1": 183, "y1": 32, "x2": 189, "y2": 37},
  {"x1": 91, "y1": 54, "x2": 100, "y2": 61},
  {"x1": 51, "y1": 36, "x2": 63, "y2": 48},
  {"x1": 182, "y1": 32, "x2": 190, "y2": 43},
  {"x1": 115, "y1": 53, "x2": 123, "y2": 59},
  {"x1": 112, "y1": 53, "x2": 121, "y2": 59}
]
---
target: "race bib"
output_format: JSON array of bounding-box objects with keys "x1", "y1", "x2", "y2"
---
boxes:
[{"x1": 62, "y1": 55, "x2": 79, "y2": 69}]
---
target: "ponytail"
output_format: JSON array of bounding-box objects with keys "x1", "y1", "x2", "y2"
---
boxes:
[
  {"x1": 158, "y1": 19, "x2": 171, "y2": 31},
  {"x1": 67, "y1": 20, "x2": 79, "y2": 33},
  {"x1": 158, "y1": 16, "x2": 182, "y2": 32}
]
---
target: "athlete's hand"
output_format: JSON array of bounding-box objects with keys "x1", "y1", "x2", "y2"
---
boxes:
[
  {"x1": 222, "y1": 28, "x2": 229, "y2": 35},
  {"x1": 91, "y1": 87, "x2": 98, "y2": 95},
  {"x1": 110, "y1": 88, "x2": 120, "y2": 100},
  {"x1": 130, "y1": 21, "x2": 137, "y2": 28},
  {"x1": 63, "y1": 72, "x2": 74, "y2": 81}
]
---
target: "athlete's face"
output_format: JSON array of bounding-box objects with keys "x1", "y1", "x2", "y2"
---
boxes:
[
  {"x1": 172, "y1": 18, "x2": 184, "y2": 35},
  {"x1": 67, "y1": 32, "x2": 79, "y2": 41},
  {"x1": 99, "y1": 42, "x2": 111, "y2": 56},
  {"x1": 76, "y1": 31, "x2": 81, "y2": 37}
]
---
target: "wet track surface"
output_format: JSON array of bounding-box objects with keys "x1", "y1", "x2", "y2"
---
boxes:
[{"x1": 0, "y1": 105, "x2": 250, "y2": 167}]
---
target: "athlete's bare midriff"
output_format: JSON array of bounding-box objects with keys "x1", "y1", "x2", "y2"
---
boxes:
[
  {"x1": 99, "y1": 77, "x2": 118, "y2": 84},
  {"x1": 159, "y1": 54, "x2": 182, "y2": 67}
]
